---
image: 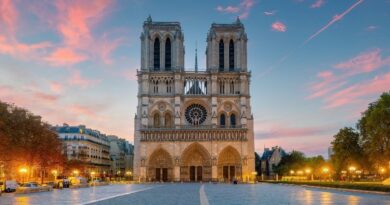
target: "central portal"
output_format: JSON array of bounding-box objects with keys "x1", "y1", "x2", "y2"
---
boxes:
[{"x1": 180, "y1": 143, "x2": 211, "y2": 182}]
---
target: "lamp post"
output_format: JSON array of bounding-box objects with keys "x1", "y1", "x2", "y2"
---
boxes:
[
  {"x1": 322, "y1": 167, "x2": 329, "y2": 181},
  {"x1": 19, "y1": 167, "x2": 28, "y2": 184},
  {"x1": 90, "y1": 171, "x2": 96, "y2": 182},
  {"x1": 125, "y1": 171, "x2": 132, "y2": 181},
  {"x1": 73, "y1": 170, "x2": 79, "y2": 177},
  {"x1": 305, "y1": 168, "x2": 313, "y2": 181},
  {"x1": 51, "y1": 170, "x2": 58, "y2": 181},
  {"x1": 348, "y1": 166, "x2": 356, "y2": 182}
]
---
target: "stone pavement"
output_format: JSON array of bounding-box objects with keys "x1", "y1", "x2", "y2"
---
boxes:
[{"x1": 1, "y1": 183, "x2": 390, "y2": 205}]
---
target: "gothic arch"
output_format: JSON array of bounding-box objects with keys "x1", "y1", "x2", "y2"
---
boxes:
[
  {"x1": 148, "y1": 148, "x2": 174, "y2": 181},
  {"x1": 153, "y1": 37, "x2": 161, "y2": 70},
  {"x1": 217, "y1": 146, "x2": 242, "y2": 181},
  {"x1": 163, "y1": 111, "x2": 173, "y2": 128},
  {"x1": 180, "y1": 143, "x2": 212, "y2": 181}
]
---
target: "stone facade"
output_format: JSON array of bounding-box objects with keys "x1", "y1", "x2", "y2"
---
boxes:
[{"x1": 133, "y1": 17, "x2": 255, "y2": 182}]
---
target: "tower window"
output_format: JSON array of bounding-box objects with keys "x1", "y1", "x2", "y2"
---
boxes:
[
  {"x1": 154, "y1": 38, "x2": 160, "y2": 70},
  {"x1": 229, "y1": 40, "x2": 234, "y2": 71},
  {"x1": 219, "y1": 39, "x2": 224, "y2": 71},
  {"x1": 220, "y1": 114, "x2": 226, "y2": 127},
  {"x1": 154, "y1": 113, "x2": 160, "y2": 128},
  {"x1": 230, "y1": 114, "x2": 236, "y2": 128},
  {"x1": 165, "y1": 38, "x2": 171, "y2": 70}
]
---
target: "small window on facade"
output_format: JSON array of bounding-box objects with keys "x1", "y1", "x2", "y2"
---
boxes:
[
  {"x1": 230, "y1": 114, "x2": 236, "y2": 127},
  {"x1": 220, "y1": 114, "x2": 226, "y2": 127}
]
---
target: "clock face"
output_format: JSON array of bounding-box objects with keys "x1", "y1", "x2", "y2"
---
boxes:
[{"x1": 185, "y1": 104, "x2": 207, "y2": 125}]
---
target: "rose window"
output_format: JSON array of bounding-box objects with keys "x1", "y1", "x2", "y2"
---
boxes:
[{"x1": 185, "y1": 104, "x2": 207, "y2": 125}]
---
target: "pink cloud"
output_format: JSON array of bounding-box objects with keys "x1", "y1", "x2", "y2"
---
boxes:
[
  {"x1": 334, "y1": 48, "x2": 390, "y2": 75},
  {"x1": 264, "y1": 10, "x2": 276, "y2": 16},
  {"x1": 68, "y1": 70, "x2": 100, "y2": 88},
  {"x1": 0, "y1": 0, "x2": 18, "y2": 33},
  {"x1": 49, "y1": 82, "x2": 64, "y2": 93},
  {"x1": 271, "y1": 21, "x2": 287, "y2": 32},
  {"x1": 311, "y1": 0, "x2": 325, "y2": 8},
  {"x1": 44, "y1": 47, "x2": 87, "y2": 66},
  {"x1": 216, "y1": 0, "x2": 255, "y2": 19},
  {"x1": 304, "y1": 0, "x2": 364, "y2": 44},
  {"x1": 121, "y1": 68, "x2": 138, "y2": 81},
  {"x1": 308, "y1": 49, "x2": 389, "y2": 99},
  {"x1": 68, "y1": 104, "x2": 97, "y2": 118},
  {"x1": 324, "y1": 72, "x2": 390, "y2": 108},
  {"x1": 366, "y1": 25, "x2": 378, "y2": 31},
  {"x1": 216, "y1": 6, "x2": 240, "y2": 13},
  {"x1": 0, "y1": 35, "x2": 52, "y2": 59},
  {"x1": 33, "y1": 91, "x2": 59, "y2": 103}
]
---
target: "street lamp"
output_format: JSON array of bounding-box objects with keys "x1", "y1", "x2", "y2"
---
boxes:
[
  {"x1": 348, "y1": 166, "x2": 356, "y2": 182},
  {"x1": 19, "y1": 167, "x2": 28, "y2": 183},
  {"x1": 305, "y1": 168, "x2": 313, "y2": 181},
  {"x1": 51, "y1": 170, "x2": 58, "y2": 180},
  {"x1": 73, "y1": 170, "x2": 79, "y2": 177},
  {"x1": 290, "y1": 170, "x2": 295, "y2": 175},
  {"x1": 90, "y1": 171, "x2": 96, "y2": 181}
]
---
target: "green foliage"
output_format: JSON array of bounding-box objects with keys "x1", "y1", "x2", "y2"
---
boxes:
[
  {"x1": 274, "y1": 151, "x2": 306, "y2": 175},
  {"x1": 358, "y1": 92, "x2": 390, "y2": 167},
  {"x1": 255, "y1": 152, "x2": 261, "y2": 176},
  {"x1": 331, "y1": 127, "x2": 363, "y2": 174},
  {"x1": 0, "y1": 101, "x2": 64, "y2": 177}
]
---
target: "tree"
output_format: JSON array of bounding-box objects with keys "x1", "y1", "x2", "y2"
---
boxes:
[
  {"x1": 331, "y1": 127, "x2": 363, "y2": 176},
  {"x1": 305, "y1": 155, "x2": 326, "y2": 178},
  {"x1": 274, "y1": 150, "x2": 306, "y2": 176},
  {"x1": 358, "y1": 92, "x2": 390, "y2": 168},
  {"x1": 0, "y1": 101, "x2": 64, "y2": 181},
  {"x1": 255, "y1": 152, "x2": 261, "y2": 176}
]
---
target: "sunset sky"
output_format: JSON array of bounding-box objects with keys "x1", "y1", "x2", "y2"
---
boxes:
[{"x1": 0, "y1": 0, "x2": 389, "y2": 157}]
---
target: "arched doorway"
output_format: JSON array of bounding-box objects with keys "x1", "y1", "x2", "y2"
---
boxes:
[
  {"x1": 218, "y1": 146, "x2": 241, "y2": 182},
  {"x1": 148, "y1": 148, "x2": 173, "y2": 182},
  {"x1": 180, "y1": 143, "x2": 211, "y2": 182}
]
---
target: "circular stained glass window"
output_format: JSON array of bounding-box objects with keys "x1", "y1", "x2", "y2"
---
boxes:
[{"x1": 185, "y1": 104, "x2": 207, "y2": 125}]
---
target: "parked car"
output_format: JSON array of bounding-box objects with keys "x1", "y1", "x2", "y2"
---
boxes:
[
  {"x1": 16, "y1": 182, "x2": 52, "y2": 194},
  {"x1": 3, "y1": 180, "x2": 19, "y2": 192}
]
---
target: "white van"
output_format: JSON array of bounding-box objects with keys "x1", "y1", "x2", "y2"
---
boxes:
[{"x1": 4, "y1": 180, "x2": 19, "y2": 192}]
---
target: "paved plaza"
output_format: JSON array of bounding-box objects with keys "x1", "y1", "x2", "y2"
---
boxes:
[{"x1": 1, "y1": 183, "x2": 390, "y2": 205}]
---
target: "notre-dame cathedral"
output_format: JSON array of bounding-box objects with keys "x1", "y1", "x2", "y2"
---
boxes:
[{"x1": 133, "y1": 16, "x2": 255, "y2": 182}]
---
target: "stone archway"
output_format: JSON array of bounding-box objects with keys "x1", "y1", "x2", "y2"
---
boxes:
[
  {"x1": 180, "y1": 143, "x2": 211, "y2": 182},
  {"x1": 148, "y1": 148, "x2": 174, "y2": 182},
  {"x1": 218, "y1": 146, "x2": 241, "y2": 182}
]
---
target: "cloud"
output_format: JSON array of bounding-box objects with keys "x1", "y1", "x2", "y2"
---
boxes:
[
  {"x1": 366, "y1": 25, "x2": 378, "y2": 31},
  {"x1": 68, "y1": 70, "x2": 100, "y2": 88},
  {"x1": 49, "y1": 82, "x2": 64, "y2": 93},
  {"x1": 264, "y1": 10, "x2": 276, "y2": 16},
  {"x1": 0, "y1": 0, "x2": 18, "y2": 34},
  {"x1": 304, "y1": 0, "x2": 364, "y2": 44},
  {"x1": 271, "y1": 21, "x2": 287, "y2": 32},
  {"x1": 44, "y1": 47, "x2": 87, "y2": 66},
  {"x1": 216, "y1": 6, "x2": 240, "y2": 13},
  {"x1": 324, "y1": 72, "x2": 390, "y2": 108},
  {"x1": 0, "y1": 35, "x2": 52, "y2": 59},
  {"x1": 256, "y1": 123, "x2": 331, "y2": 140},
  {"x1": 33, "y1": 91, "x2": 59, "y2": 103},
  {"x1": 216, "y1": 0, "x2": 255, "y2": 19},
  {"x1": 334, "y1": 48, "x2": 390, "y2": 75},
  {"x1": 311, "y1": 0, "x2": 325, "y2": 8},
  {"x1": 307, "y1": 48, "x2": 390, "y2": 108}
]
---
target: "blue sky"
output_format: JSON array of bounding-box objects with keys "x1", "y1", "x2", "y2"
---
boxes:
[{"x1": 0, "y1": 0, "x2": 389, "y2": 157}]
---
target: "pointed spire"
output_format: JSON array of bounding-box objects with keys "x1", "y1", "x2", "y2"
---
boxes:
[
  {"x1": 236, "y1": 16, "x2": 241, "y2": 24},
  {"x1": 195, "y1": 41, "x2": 198, "y2": 72},
  {"x1": 147, "y1": 15, "x2": 152, "y2": 23}
]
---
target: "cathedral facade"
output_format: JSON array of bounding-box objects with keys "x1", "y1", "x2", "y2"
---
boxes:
[{"x1": 133, "y1": 16, "x2": 255, "y2": 182}]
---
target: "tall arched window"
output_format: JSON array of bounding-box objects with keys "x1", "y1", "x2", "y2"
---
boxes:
[
  {"x1": 220, "y1": 114, "x2": 226, "y2": 127},
  {"x1": 154, "y1": 38, "x2": 160, "y2": 70},
  {"x1": 154, "y1": 113, "x2": 160, "y2": 128},
  {"x1": 219, "y1": 39, "x2": 224, "y2": 71},
  {"x1": 229, "y1": 40, "x2": 234, "y2": 71},
  {"x1": 165, "y1": 38, "x2": 171, "y2": 70},
  {"x1": 164, "y1": 113, "x2": 172, "y2": 128},
  {"x1": 230, "y1": 114, "x2": 236, "y2": 128}
]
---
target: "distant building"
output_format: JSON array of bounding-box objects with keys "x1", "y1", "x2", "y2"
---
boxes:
[
  {"x1": 107, "y1": 135, "x2": 134, "y2": 177},
  {"x1": 260, "y1": 146, "x2": 286, "y2": 176},
  {"x1": 53, "y1": 124, "x2": 111, "y2": 175}
]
